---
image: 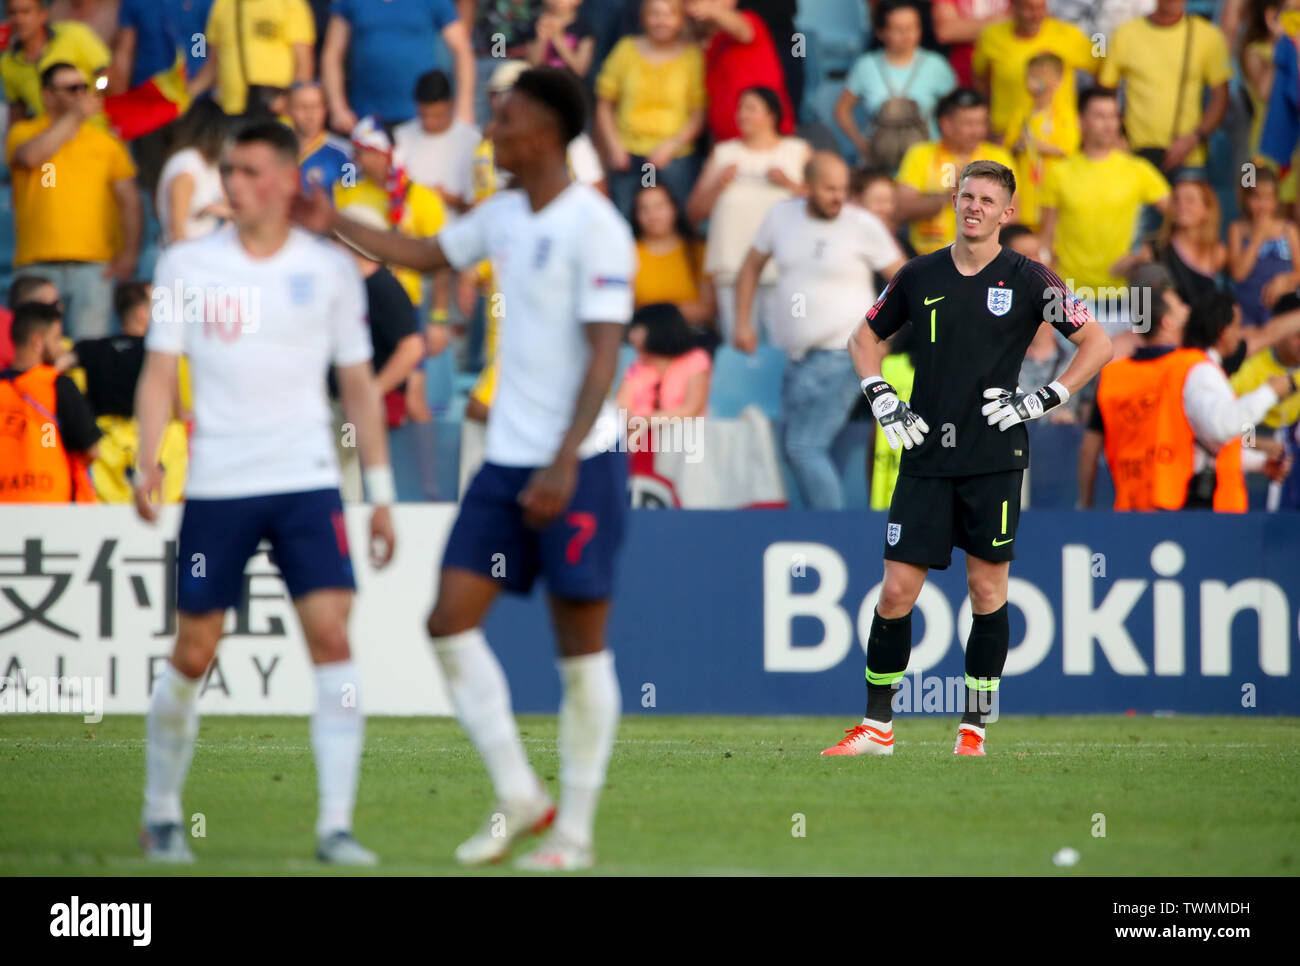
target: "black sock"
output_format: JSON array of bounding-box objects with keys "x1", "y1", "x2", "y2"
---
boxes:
[
  {"x1": 864, "y1": 608, "x2": 911, "y2": 724},
  {"x1": 962, "y1": 602, "x2": 1009, "y2": 728}
]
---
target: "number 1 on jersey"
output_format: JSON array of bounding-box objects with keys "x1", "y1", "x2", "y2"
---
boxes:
[{"x1": 930, "y1": 307, "x2": 937, "y2": 343}]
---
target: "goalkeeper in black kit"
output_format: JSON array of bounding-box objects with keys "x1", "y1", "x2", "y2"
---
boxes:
[{"x1": 822, "y1": 160, "x2": 1113, "y2": 758}]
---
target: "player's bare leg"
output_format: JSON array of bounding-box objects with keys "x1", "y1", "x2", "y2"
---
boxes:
[
  {"x1": 955, "y1": 556, "x2": 1010, "y2": 757},
  {"x1": 515, "y1": 595, "x2": 619, "y2": 871},
  {"x1": 294, "y1": 587, "x2": 376, "y2": 864},
  {"x1": 822, "y1": 559, "x2": 927, "y2": 756},
  {"x1": 140, "y1": 610, "x2": 223, "y2": 861},
  {"x1": 427, "y1": 566, "x2": 552, "y2": 865}
]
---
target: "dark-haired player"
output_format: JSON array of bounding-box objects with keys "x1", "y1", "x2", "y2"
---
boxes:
[
  {"x1": 134, "y1": 120, "x2": 397, "y2": 865},
  {"x1": 294, "y1": 68, "x2": 634, "y2": 870},
  {"x1": 823, "y1": 159, "x2": 1112, "y2": 758}
]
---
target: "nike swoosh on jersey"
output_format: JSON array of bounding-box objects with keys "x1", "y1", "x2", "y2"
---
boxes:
[
  {"x1": 992, "y1": 537, "x2": 1014, "y2": 546},
  {"x1": 923, "y1": 296, "x2": 945, "y2": 305}
]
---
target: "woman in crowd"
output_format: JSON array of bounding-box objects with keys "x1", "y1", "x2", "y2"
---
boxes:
[
  {"x1": 632, "y1": 184, "x2": 717, "y2": 331},
  {"x1": 616, "y1": 302, "x2": 713, "y2": 421},
  {"x1": 834, "y1": 0, "x2": 956, "y2": 171},
  {"x1": 595, "y1": 0, "x2": 706, "y2": 219},
  {"x1": 1115, "y1": 179, "x2": 1227, "y2": 305},
  {"x1": 157, "y1": 99, "x2": 231, "y2": 245},
  {"x1": 687, "y1": 85, "x2": 810, "y2": 342}
]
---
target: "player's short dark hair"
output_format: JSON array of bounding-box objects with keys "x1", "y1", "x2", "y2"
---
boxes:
[
  {"x1": 8, "y1": 273, "x2": 55, "y2": 308},
  {"x1": 1182, "y1": 292, "x2": 1237, "y2": 350},
  {"x1": 874, "y1": 0, "x2": 924, "y2": 32},
  {"x1": 999, "y1": 224, "x2": 1035, "y2": 247},
  {"x1": 740, "y1": 85, "x2": 784, "y2": 130},
  {"x1": 230, "y1": 118, "x2": 299, "y2": 163},
  {"x1": 414, "y1": 69, "x2": 453, "y2": 105},
  {"x1": 114, "y1": 280, "x2": 151, "y2": 322},
  {"x1": 40, "y1": 61, "x2": 80, "y2": 89},
  {"x1": 1127, "y1": 264, "x2": 1176, "y2": 341},
  {"x1": 11, "y1": 301, "x2": 63, "y2": 347},
  {"x1": 937, "y1": 87, "x2": 985, "y2": 119},
  {"x1": 1078, "y1": 85, "x2": 1118, "y2": 115},
  {"x1": 512, "y1": 67, "x2": 587, "y2": 146},
  {"x1": 632, "y1": 302, "x2": 696, "y2": 358},
  {"x1": 1272, "y1": 291, "x2": 1300, "y2": 317},
  {"x1": 960, "y1": 160, "x2": 1017, "y2": 201}
]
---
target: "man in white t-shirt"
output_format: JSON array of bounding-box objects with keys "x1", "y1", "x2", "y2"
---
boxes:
[
  {"x1": 295, "y1": 67, "x2": 633, "y2": 872},
  {"x1": 132, "y1": 121, "x2": 397, "y2": 867},
  {"x1": 734, "y1": 151, "x2": 907, "y2": 508},
  {"x1": 394, "y1": 69, "x2": 481, "y2": 214}
]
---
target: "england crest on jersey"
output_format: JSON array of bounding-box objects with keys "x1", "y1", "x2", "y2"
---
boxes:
[
  {"x1": 887, "y1": 523, "x2": 902, "y2": 546},
  {"x1": 987, "y1": 287, "x2": 1013, "y2": 316}
]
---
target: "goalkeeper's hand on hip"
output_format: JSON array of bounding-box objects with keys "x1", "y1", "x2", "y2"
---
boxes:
[
  {"x1": 862, "y1": 376, "x2": 929, "y2": 450},
  {"x1": 980, "y1": 381, "x2": 1070, "y2": 431}
]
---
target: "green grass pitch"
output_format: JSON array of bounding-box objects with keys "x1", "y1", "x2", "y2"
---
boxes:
[{"x1": 1, "y1": 714, "x2": 1296, "y2": 875}]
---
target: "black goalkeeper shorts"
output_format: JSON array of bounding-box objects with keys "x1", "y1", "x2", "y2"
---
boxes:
[{"x1": 883, "y1": 470, "x2": 1024, "y2": 571}]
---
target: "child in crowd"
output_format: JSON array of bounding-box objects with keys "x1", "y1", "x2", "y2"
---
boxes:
[
  {"x1": 1228, "y1": 168, "x2": 1300, "y2": 327},
  {"x1": 616, "y1": 302, "x2": 712, "y2": 424},
  {"x1": 1003, "y1": 53, "x2": 1078, "y2": 232},
  {"x1": 527, "y1": 0, "x2": 596, "y2": 77}
]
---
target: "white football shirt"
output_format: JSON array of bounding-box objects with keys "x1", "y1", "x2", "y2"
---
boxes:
[
  {"x1": 438, "y1": 182, "x2": 635, "y2": 467},
  {"x1": 147, "y1": 226, "x2": 373, "y2": 498},
  {"x1": 752, "y1": 199, "x2": 903, "y2": 359},
  {"x1": 393, "y1": 118, "x2": 481, "y2": 204}
]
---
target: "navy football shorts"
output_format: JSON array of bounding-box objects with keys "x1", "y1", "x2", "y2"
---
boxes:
[
  {"x1": 442, "y1": 450, "x2": 628, "y2": 600},
  {"x1": 176, "y1": 488, "x2": 355, "y2": 613}
]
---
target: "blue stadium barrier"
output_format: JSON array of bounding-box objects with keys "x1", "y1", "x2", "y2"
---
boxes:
[
  {"x1": 807, "y1": 79, "x2": 859, "y2": 159},
  {"x1": 423, "y1": 349, "x2": 457, "y2": 416},
  {"x1": 616, "y1": 342, "x2": 637, "y2": 383},
  {"x1": 483, "y1": 508, "x2": 1300, "y2": 715},
  {"x1": 797, "y1": 27, "x2": 828, "y2": 123},
  {"x1": 391, "y1": 416, "x2": 461, "y2": 502},
  {"x1": 709, "y1": 345, "x2": 786, "y2": 420},
  {"x1": 795, "y1": 0, "x2": 868, "y2": 74}
]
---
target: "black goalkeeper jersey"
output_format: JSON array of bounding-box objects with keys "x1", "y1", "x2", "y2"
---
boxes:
[{"x1": 866, "y1": 245, "x2": 1089, "y2": 477}]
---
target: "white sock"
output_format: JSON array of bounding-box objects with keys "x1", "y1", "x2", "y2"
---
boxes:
[
  {"x1": 143, "y1": 662, "x2": 200, "y2": 826},
  {"x1": 861, "y1": 717, "x2": 893, "y2": 732},
  {"x1": 432, "y1": 628, "x2": 539, "y2": 803},
  {"x1": 959, "y1": 722, "x2": 986, "y2": 739},
  {"x1": 555, "y1": 650, "x2": 620, "y2": 849},
  {"x1": 311, "y1": 660, "x2": 364, "y2": 839}
]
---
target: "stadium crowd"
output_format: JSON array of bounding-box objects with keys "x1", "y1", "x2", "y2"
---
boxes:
[{"x1": 2, "y1": 0, "x2": 1300, "y2": 512}]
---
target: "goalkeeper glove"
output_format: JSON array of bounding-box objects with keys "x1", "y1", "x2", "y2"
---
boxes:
[
  {"x1": 981, "y1": 381, "x2": 1070, "y2": 431},
  {"x1": 862, "y1": 376, "x2": 929, "y2": 450}
]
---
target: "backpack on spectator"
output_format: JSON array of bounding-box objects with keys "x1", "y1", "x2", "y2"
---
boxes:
[{"x1": 867, "y1": 55, "x2": 930, "y2": 172}]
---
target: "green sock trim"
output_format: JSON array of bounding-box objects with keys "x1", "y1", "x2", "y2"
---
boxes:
[
  {"x1": 866, "y1": 667, "x2": 906, "y2": 686},
  {"x1": 965, "y1": 674, "x2": 1000, "y2": 692}
]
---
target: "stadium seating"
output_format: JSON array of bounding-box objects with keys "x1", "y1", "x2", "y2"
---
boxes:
[
  {"x1": 795, "y1": 0, "x2": 868, "y2": 75},
  {"x1": 806, "y1": 78, "x2": 862, "y2": 159},
  {"x1": 708, "y1": 344, "x2": 786, "y2": 420}
]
